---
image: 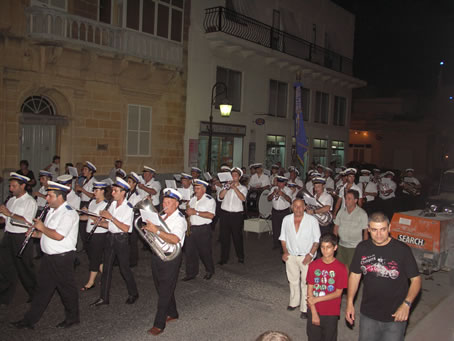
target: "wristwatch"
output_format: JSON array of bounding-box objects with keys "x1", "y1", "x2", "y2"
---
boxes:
[
  {"x1": 404, "y1": 300, "x2": 411, "y2": 308},
  {"x1": 308, "y1": 252, "x2": 314, "y2": 258},
  {"x1": 196, "y1": 211, "x2": 200, "y2": 216},
  {"x1": 156, "y1": 230, "x2": 161, "y2": 236}
]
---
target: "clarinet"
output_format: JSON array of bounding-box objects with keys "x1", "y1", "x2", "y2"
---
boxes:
[
  {"x1": 86, "y1": 200, "x2": 113, "y2": 241},
  {"x1": 17, "y1": 204, "x2": 50, "y2": 258}
]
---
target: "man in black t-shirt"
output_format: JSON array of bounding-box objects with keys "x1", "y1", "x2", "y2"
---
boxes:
[{"x1": 345, "y1": 212, "x2": 421, "y2": 341}]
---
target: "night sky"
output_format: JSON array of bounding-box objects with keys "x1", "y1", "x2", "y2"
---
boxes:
[{"x1": 333, "y1": 0, "x2": 454, "y2": 96}]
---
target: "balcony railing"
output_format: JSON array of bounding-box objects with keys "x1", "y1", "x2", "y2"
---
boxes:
[
  {"x1": 25, "y1": 6, "x2": 183, "y2": 67},
  {"x1": 204, "y1": 7, "x2": 353, "y2": 75}
]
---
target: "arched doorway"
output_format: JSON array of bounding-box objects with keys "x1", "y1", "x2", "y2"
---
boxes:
[{"x1": 20, "y1": 96, "x2": 57, "y2": 182}]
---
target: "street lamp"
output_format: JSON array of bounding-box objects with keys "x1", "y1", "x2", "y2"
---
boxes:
[{"x1": 207, "y1": 82, "x2": 232, "y2": 173}]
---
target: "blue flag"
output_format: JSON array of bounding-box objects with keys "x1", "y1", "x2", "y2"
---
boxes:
[{"x1": 294, "y1": 82, "x2": 308, "y2": 166}]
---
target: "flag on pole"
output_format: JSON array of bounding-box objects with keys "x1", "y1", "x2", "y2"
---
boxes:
[{"x1": 294, "y1": 82, "x2": 308, "y2": 166}]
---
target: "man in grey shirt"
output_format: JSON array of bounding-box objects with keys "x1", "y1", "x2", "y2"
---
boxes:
[{"x1": 333, "y1": 189, "x2": 368, "y2": 267}]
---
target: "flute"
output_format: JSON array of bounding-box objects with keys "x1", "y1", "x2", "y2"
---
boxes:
[{"x1": 17, "y1": 204, "x2": 50, "y2": 258}]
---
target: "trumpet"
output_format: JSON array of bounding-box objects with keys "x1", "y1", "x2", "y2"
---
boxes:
[
  {"x1": 17, "y1": 204, "x2": 50, "y2": 258},
  {"x1": 222, "y1": 181, "x2": 232, "y2": 190}
]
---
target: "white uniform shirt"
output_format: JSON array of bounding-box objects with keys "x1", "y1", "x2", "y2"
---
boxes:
[
  {"x1": 364, "y1": 181, "x2": 378, "y2": 202},
  {"x1": 379, "y1": 179, "x2": 397, "y2": 200},
  {"x1": 140, "y1": 178, "x2": 162, "y2": 206},
  {"x1": 402, "y1": 176, "x2": 421, "y2": 195},
  {"x1": 189, "y1": 193, "x2": 216, "y2": 225},
  {"x1": 339, "y1": 183, "x2": 363, "y2": 209},
  {"x1": 270, "y1": 186, "x2": 293, "y2": 210},
  {"x1": 325, "y1": 177, "x2": 335, "y2": 192},
  {"x1": 279, "y1": 213, "x2": 320, "y2": 256},
  {"x1": 269, "y1": 174, "x2": 278, "y2": 187},
  {"x1": 127, "y1": 189, "x2": 142, "y2": 207},
  {"x1": 305, "y1": 181, "x2": 314, "y2": 195},
  {"x1": 162, "y1": 209, "x2": 187, "y2": 247},
  {"x1": 315, "y1": 191, "x2": 333, "y2": 209},
  {"x1": 178, "y1": 186, "x2": 194, "y2": 210},
  {"x1": 249, "y1": 173, "x2": 271, "y2": 189},
  {"x1": 67, "y1": 190, "x2": 81, "y2": 210},
  {"x1": 3, "y1": 193, "x2": 38, "y2": 233},
  {"x1": 86, "y1": 200, "x2": 108, "y2": 233},
  {"x1": 81, "y1": 176, "x2": 95, "y2": 202},
  {"x1": 49, "y1": 163, "x2": 60, "y2": 180},
  {"x1": 289, "y1": 178, "x2": 304, "y2": 188},
  {"x1": 37, "y1": 186, "x2": 47, "y2": 208},
  {"x1": 41, "y1": 202, "x2": 79, "y2": 255},
  {"x1": 107, "y1": 199, "x2": 134, "y2": 233},
  {"x1": 219, "y1": 184, "x2": 248, "y2": 212}
]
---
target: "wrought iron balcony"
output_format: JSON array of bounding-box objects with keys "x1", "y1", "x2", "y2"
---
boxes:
[
  {"x1": 25, "y1": 6, "x2": 183, "y2": 67},
  {"x1": 204, "y1": 7, "x2": 353, "y2": 75}
]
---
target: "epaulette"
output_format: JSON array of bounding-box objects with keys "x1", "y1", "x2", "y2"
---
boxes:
[
  {"x1": 65, "y1": 205, "x2": 73, "y2": 210},
  {"x1": 127, "y1": 202, "x2": 133, "y2": 208},
  {"x1": 104, "y1": 199, "x2": 108, "y2": 203},
  {"x1": 178, "y1": 211, "x2": 184, "y2": 217},
  {"x1": 205, "y1": 194, "x2": 213, "y2": 200}
]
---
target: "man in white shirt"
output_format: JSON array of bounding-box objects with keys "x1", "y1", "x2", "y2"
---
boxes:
[
  {"x1": 306, "y1": 177, "x2": 333, "y2": 235},
  {"x1": 138, "y1": 166, "x2": 162, "y2": 210},
  {"x1": 33, "y1": 170, "x2": 52, "y2": 214},
  {"x1": 184, "y1": 180, "x2": 216, "y2": 281},
  {"x1": 269, "y1": 164, "x2": 280, "y2": 187},
  {"x1": 218, "y1": 167, "x2": 248, "y2": 264},
  {"x1": 74, "y1": 161, "x2": 96, "y2": 207},
  {"x1": 267, "y1": 176, "x2": 292, "y2": 251},
  {"x1": 91, "y1": 178, "x2": 139, "y2": 307},
  {"x1": 143, "y1": 188, "x2": 187, "y2": 336},
  {"x1": 323, "y1": 167, "x2": 335, "y2": 193},
  {"x1": 249, "y1": 164, "x2": 271, "y2": 191},
  {"x1": 280, "y1": 198, "x2": 320, "y2": 320},
  {"x1": 177, "y1": 173, "x2": 194, "y2": 213},
  {"x1": 108, "y1": 160, "x2": 123, "y2": 180},
  {"x1": 334, "y1": 168, "x2": 364, "y2": 218},
  {"x1": 11, "y1": 181, "x2": 79, "y2": 329},
  {"x1": 0, "y1": 173, "x2": 38, "y2": 305}
]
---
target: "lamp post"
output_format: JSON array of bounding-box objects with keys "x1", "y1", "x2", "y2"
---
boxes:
[{"x1": 207, "y1": 82, "x2": 232, "y2": 173}]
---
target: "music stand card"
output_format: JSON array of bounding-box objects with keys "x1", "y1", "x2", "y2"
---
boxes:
[
  {"x1": 140, "y1": 209, "x2": 162, "y2": 227},
  {"x1": 68, "y1": 166, "x2": 78, "y2": 177},
  {"x1": 203, "y1": 172, "x2": 212, "y2": 181},
  {"x1": 177, "y1": 187, "x2": 191, "y2": 201},
  {"x1": 217, "y1": 172, "x2": 233, "y2": 183},
  {"x1": 381, "y1": 177, "x2": 393, "y2": 185},
  {"x1": 359, "y1": 176, "x2": 370, "y2": 183},
  {"x1": 263, "y1": 169, "x2": 271, "y2": 176},
  {"x1": 165, "y1": 180, "x2": 177, "y2": 189},
  {"x1": 173, "y1": 174, "x2": 182, "y2": 182}
]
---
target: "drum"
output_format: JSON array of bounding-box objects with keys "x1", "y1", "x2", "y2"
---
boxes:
[{"x1": 246, "y1": 189, "x2": 272, "y2": 218}]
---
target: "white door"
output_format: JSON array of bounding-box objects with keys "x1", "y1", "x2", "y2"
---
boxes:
[{"x1": 20, "y1": 124, "x2": 56, "y2": 184}]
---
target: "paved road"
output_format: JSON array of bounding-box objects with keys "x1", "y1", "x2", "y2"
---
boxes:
[{"x1": 1, "y1": 229, "x2": 452, "y2": 341}]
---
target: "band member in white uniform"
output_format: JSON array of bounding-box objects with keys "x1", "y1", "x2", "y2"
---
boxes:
[
  {"x1": 267, "y1": 176, "x2": 293, "y2": 252},
  {"x1": 190, "y1": 167, "x2": 202, "y2": 180},
  {"x1": 269, "y1": 164, "x2": 280, "y2": 186},
  {"x1": 57, "y1": 175, "x2": 81, "y2": 210},
  {"x1": 306, "y1": 177, "x2": 333, "y2": 234},
  {"x1": 178, "y1": 173, "x2": 194, "y2": 214},
  {"x1": 363, "y1": 175, "x2": 378, "y2": 215},
  {"x1": 333, "y1": 168, "x2": 363, "y2": 218},
  {"x1": 33, "y1": 170, "x2": 52, "y2": 215},
  {"x1": 249, "y1": 164, "x2": 271, "y2": 191},
  {"x1": 91, "y1": 177, "x2": 139, "y2": 307},
  {"x1": 323, "y1": 167, "x2": 335, "y2": 193},
  {"x1": 11, "y1": 181, "x2": 79, "y2": 329},
  {"x1": 218, "y1": 167, "x2": 248, "y2": 264},
  {"x1": 379, "y1": 171, "x2": 397, "y2": 220},
  {"x1": 399, "y1": 168, "x2": 422, "y2": 211},
  {"x1": 75, "y1": 161, "x2": 96, "y2": 208},
  {"x1": 126, "y1": 172, "x2": 142, "y2": 267},
  {"x1": 143, "y1": 188, "x2": 187, "y2": 336},
  {"x1": 0, "y1": 173, "x2": 38, "y2": 305},
  {"x1": 80, "y1": 181, "x2": 110, "y2": 291},
  {"x1": 183, "y1": 180, "x2": 216, "y2": 281},
  {"x1": 138, "y1": 166, "x2": 161, "y2": 211}
]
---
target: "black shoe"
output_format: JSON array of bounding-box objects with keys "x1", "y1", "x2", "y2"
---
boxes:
[
  {"x1": 287, "y1": 306, "x2": 298, "y2": 311},
  {"x1": 90, "y1": 298, "x2": 109, "y2": 307},
  {"x1": 125, "y1": 295, "x2": 139, "y2": 304},
  {"x1": 300, "y1": 312, "x2": 308, "y2": 319},
  {"x1": 182, "y1": 276, "x2": 195, "y2": 282},
  {"x1": 56, "y1": 320, "x2": 80, "y2": 328},
  {"x1": 238, "y1": 258, "x2": 244, "y2": 264},
  {"x1": 10, "y1": 320, "x2": 34, "y2": 330},
  {"x1": 203, "y1": 273, "x2": 213, "y2": 280}
]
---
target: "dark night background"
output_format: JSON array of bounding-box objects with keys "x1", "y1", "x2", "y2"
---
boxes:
[{"x1": 333, "y1": 0, "x2": 454, "y2": 96}]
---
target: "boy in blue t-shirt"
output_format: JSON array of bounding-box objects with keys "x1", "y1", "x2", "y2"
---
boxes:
[{"x1": 307, "y1": 233, "x2": 348, "y2": 341}]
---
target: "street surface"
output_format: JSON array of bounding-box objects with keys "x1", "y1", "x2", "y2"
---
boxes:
[{"x1": 0, "y1": 229, "x2": 452, "y2": 341}]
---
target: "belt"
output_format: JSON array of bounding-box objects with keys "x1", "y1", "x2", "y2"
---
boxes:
[
  {"x1": 108, "y1": 232, "x2": 128, "y2": 236},
  {"x1": 190, "y1": 224, "x2": 211, "y2": 229},
  {"x1": 272, "y1": 208, "x2": 290, "y2": 212},
  {"x1": 4, "y1": 231, "x2": 25, "y2": 235},
  {"x1": 44, "y1": 251, "x2": 74, "y2": 257}
]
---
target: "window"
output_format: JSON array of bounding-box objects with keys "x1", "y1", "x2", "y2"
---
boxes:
[
  {"x1": 216, "y1": 67, "x2": 242, "y2": 112},
  {"x1": 266, "y1": 135, "x2": 286, "y2": 169},
  {"x1": 21, "y1": 96, "x2": 55, "y2": 116},
  {"x1": 98, "y1": 0, "x2": 184, "y2": 42},
  {"x1": 333, "y1": 96, "x2": 346, "y2": 126},
  {"x1": 33, "y1": 0, "x2": 67, "y2": 10},
  {"x1": 293, "y1": 87, "x2": 310, "y2": 121},
  {"x1": 127, "y1": 104, "x2": 152, "y2": 156},
  {"x1": 313, "y1": 138, "x2": 328, "y2": 165},
  {"x1": 331, "y1": 140, "x2": 344, "y2": 168},
  {"x1": 269, "y1": 80, "x2": 288, "y2": 118},
  {"x1": 314, "y1": 91, "x2": 329, "y2": 124}
]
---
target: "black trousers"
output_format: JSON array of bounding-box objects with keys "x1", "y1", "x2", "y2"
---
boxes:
[
  {"x1": 86, "y1": 233, "x2": 107, "y2": 272},
  {"x1": 24, "y1": 251, "x2": 79, "y2": 325},
  {"x1": 78, "y1": 201, "x2": 90, "y2": 251},
  {"x1": 219, "y1": 210, "x2": 244, "y2": 263},
  {"x1": 151, "y1": 252, "x2": 182, "y2": 329},
  {"x1": 0, "y1": 232, "x2": 36, "y2": 304},
  {"x1": 185, "y1": 224, "x2": 215, "y2": 277},
  {"x1": 100, "y1": 233, "x2": 138, "y2": 302},
  {"x1": 129, "y1": 228, "x2": 139, "y2": 267},
  {"x1": 306, "y1": 310, "x2": 339, "y2": 341},
  {"x1": 271, "y1": 208, "x2": 290, "y2": 249}
]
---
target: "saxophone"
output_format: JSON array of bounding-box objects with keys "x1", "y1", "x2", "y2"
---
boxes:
[
  {"x1": 297, "y1": 189, "x2": 333, "y2": 226},
  {"x1": 133, "y1": 198, "x2": 181, "y2": 262}
]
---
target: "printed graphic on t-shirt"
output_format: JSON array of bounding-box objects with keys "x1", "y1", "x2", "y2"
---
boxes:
[
  {"x1": 312, "y1": 268, "x2": 337, "y2": 297},
  {"x1": 360, "y1": 255, "x2": 400, "y2": 279}
]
